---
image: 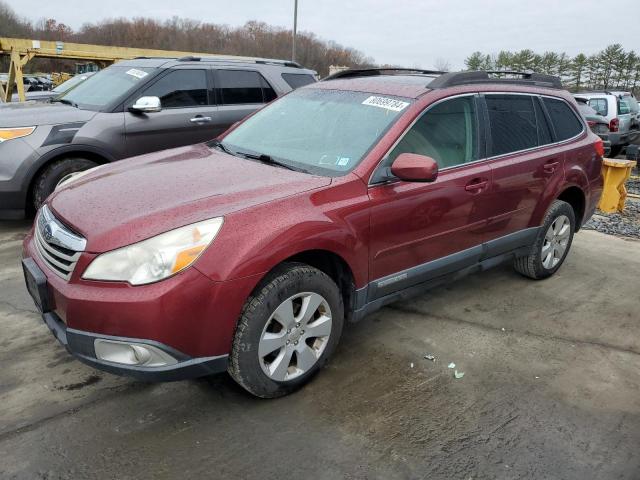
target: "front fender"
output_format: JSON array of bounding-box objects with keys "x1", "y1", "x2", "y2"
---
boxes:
[{"x1": 195, "y1": 178, "x2": 370, "y2": 288}]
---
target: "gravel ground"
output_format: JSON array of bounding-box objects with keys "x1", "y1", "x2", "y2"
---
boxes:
[
  {"x1": 628, "y1": 171, "x2": 639, "y2": 196},
  {"x1": 583, "y1": 198, "x2": 640, "y2": 239}
]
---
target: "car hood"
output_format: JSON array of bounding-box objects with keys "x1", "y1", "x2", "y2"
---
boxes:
[
  {"x1": 48, "y1": 143, "x2": 332, "y2": 252},
  {"x1": 0, "y1": 102, "x2": 95, "y2": 126}
]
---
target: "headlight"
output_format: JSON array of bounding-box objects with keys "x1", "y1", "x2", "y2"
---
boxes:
[
  {"x1": 83, "y1": 218, "x2": 224, "y2": 285},
  {"x1": 0, "y1": 126, "x2": 36, "y2": 143}
]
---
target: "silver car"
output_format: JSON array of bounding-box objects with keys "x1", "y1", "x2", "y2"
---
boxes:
[
  {"x1": 574, "y1": 91, "x2": 640, "y2": 156},
  {"x1": 0, "y1": 57, "x2": 316, "y2": 219}
]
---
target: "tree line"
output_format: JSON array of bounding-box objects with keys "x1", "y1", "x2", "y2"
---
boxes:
[
  {"x1": 465, "y1": 45, "x2": 640, "y2": 94},
  {"x1": 0, "y1": 1, "x2": 373, "y2": 77}
]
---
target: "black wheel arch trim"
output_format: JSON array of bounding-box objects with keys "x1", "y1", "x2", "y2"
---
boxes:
[{"x1": 22, "y1": 144, "x2": 116, "y2": 192}]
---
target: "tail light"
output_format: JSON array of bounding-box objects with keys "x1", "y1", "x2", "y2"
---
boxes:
[
  {"x1": 609, "y1": 118, "x2": 619, "y2": 132},
  {"x1": 594, "y1": 138, "x2": 605, "y2": 157},
  {"x1": 587, "y1": 120, "x2": 596, "y2": 128}
]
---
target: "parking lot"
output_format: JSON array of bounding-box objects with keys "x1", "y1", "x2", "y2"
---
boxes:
[{"x1": 1, "y1": 220, "x2": 639, "y2": 479}]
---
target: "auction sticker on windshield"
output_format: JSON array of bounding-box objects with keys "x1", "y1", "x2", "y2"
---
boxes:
[
  {"x1": 362, "y1": 96, "x2": 410, "y2": 112},
  {"x1": 126, "y1": 69, "x2": 149, "y2": 79}
]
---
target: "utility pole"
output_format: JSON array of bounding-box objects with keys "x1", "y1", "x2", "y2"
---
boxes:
[{"x1": 292, "y1": 0, "x2": 298, "y2": 62}]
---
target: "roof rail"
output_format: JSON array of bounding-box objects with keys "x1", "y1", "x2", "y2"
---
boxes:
[
  {"x1": 428, "y1": 70, "x2": 563, "y2": 89},
  {"x1": 175, "y1": 56, "x2": 302, "y2": 68},
  {"x1": 324, "y1": 67, "x2": 446, "y2": 81}
]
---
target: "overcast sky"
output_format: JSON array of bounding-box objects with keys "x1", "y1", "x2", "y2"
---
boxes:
[{"x1": 10, "y1": 0, "x2": 640, "y2": 68}]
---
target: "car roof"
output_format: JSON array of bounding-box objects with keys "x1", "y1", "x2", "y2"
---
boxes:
[
  {"x1": 313, "y1": 70, "x2": 567, "y2": 100},
  {"x1": 311, "y1": 74, "x2": 438, "y2": 99}
]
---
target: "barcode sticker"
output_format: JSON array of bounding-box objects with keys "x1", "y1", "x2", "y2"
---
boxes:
[
  {"x1": 362, "y1": 96, "x2": 409, "y2": 112},
  {"x1": 126, "y1": 69, "x2": 148, "y2": 79}
]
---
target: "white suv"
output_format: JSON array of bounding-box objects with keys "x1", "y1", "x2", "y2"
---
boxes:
[{"x1": 574, "y1": 91, "x2": 639, "y2": 156}]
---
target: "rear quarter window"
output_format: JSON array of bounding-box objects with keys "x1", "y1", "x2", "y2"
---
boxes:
[
  {"x1": 282, "y1": 73, "x2": 317, "y2": 89},
  {"x1": 543, "y1": 98, "x2": 584, "y2": 141}
]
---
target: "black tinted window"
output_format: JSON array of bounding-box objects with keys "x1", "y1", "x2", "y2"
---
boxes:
[
  {"x1": 262, "y1": 76, "x2": 277, "y2": 102},
  {"x1": 218, "y1": 70, "x2": 273, "y2": 104},
  {"x1": 282, "y1": 73, "x2": 316, "y2": 89},
  {"x1": 142, "y1": 70, "x2": 207, "y2": 108},
  {"x1": 543, "y1": 98, "x2": 583, "y2": 141},
  {"x1": 387, "y1": 95, "x2": 478, "y2": 169},
  {"x1": 486, "y1": 95, "x2": 538, "y2": 156}
]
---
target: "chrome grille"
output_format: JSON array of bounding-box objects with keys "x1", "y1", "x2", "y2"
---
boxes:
[{"x1": 34, "y1": 205, "x2": 86, "y2": 280}]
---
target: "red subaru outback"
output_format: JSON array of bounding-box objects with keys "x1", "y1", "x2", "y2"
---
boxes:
[{"x1": 22, "y1": 69, "x2": 604, "y2": 397}]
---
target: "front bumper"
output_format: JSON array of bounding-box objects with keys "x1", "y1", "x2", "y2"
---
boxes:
[
  {"x1": 0, "y1": 138, "x2": 40, "y2": 219},
  {"x1": 22, "y1": 232, "x2": 264, "y2": 382},
  {"x1": 41, "y1": 310, "x2": 228, "y2": 381}
]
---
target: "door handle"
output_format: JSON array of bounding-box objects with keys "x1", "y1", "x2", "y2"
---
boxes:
[
  {"x1": 464, "y1": 179, "x2": 488, "y2": 193},
  {"x1": 190, "y1": 116, "x2": 212, "y2": 123},
  {"x1": 543, "y1": 161, "x2": 560, "y2": 174}
]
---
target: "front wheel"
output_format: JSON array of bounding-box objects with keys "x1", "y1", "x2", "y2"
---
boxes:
[
  {"x1": 228, "y1": 263, "x2": 344, "y2": 398},
  {"x1": 514, "y1": 200, "x2": 575, "y2": 280},
  {"x1": 32, "y1": 157, "x2": 98, "y2": 210}
]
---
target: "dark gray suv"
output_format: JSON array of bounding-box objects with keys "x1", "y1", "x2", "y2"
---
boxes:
[{"x1": 0, "y1": 56, "x2": 316, "y2": 219}]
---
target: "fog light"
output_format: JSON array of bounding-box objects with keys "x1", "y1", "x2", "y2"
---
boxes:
[{"x1": 94, "y1": 339, "x2": 178, "y2": 367}]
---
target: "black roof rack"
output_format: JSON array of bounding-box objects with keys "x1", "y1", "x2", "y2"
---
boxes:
[
  {"x1": 324, "y1": 67, "x2": 446, "y2": 81},
  {"x1": 175, "y1": 56, "x2": 302, "y2": 68},
  {"x1": 428, "y1": 70, "x2": 563, "y2": 89}
]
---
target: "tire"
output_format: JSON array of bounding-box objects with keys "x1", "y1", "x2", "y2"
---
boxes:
[
  {"x1": 228, "y1": 263, "x2": 344, "y2": 398},
  {"x1": 32, "y1": 157, "x2": 98, "y2": 210},
  {"x1": 514, "y1": 200, "x2": 575, "y2": 280},
  {"x1": 609, "y1": 145, "x2": 623, "y2": 158}
]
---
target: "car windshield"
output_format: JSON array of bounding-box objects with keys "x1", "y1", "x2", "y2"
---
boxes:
[
  {"x1": 58, "y1": 66, "x2": 155, "y2": 110},
  {"x1": 52, "y1": 74, "x2": 92, "y2": 94},
  {"x1": 220, "y1": 88, "x2": 412, "y2": 176}
]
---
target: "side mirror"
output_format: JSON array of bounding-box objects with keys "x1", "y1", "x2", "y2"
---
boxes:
[
  {"x1": 130, "y1": 96, "x2": 161, "y2": 113},
  {"x1": 391, "y1": 153, "x2": 439, "y2": 182}
]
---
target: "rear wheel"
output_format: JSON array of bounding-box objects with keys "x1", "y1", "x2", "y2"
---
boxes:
[
  {"x1": 228, "y1": 263, "x2": 344, "y2": 398},
  {"x1": 32, "y1": 157, "x2": 98, "y2": 210},
  {"x1": 514, "y1": 200, "x2": 575, "y2": 280}
]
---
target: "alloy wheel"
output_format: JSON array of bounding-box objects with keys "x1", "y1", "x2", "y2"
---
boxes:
[
  {"x1": 258, "y1": 292, "x2": 332, "y2": 382},
  {"x1": 541, "y1": 215, "x2": 571, "y2": 269}
]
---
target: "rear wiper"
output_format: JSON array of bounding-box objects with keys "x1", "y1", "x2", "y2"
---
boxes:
[{"x1": 235, "y1": 151, "x2": 305, "y2": 173}]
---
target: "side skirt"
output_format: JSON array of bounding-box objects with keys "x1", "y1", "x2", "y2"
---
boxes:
[{"x1": 351, "y1": 227, "x2": 539, "y2": 322}]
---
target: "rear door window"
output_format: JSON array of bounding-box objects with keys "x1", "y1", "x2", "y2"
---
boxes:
[
  {"x1": 140, "y1": 69, "x2": 208, "y2": 108},
  {"x1": 217, "y1": 70, "x2": 276, "y2": 105},
  {"x1": 282, "y1": 73, "x2": 317, "y2": 89},
  {"x1": 543, "y1": 98, "x2": 584, "y2": 141},
  {"x1": 485, "y1": 95, "x2": 538, "y2": 156}
]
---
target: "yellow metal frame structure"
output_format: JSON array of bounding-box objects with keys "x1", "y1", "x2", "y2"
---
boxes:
[
  {"x1": 598, "y1": 158, "x2": 637, "y2": 213},
  {"x1": 0, "y1": 37, "x2": 255, "y2": 102}
]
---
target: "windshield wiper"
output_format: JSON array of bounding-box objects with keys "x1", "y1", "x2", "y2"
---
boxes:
[
  {"x1": 55, "y1": 98, "x2": 78, "y2": 108},
  {"x1": 208, "y1": 139, "x2": 235, "y2": 156},
  {"x1": 235, "y1": 151, "x2": 305, "y2": 173}
]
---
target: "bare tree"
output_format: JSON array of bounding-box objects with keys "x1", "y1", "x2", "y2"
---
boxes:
[{"x1": 433, "y1": 58, "x2": 451, "y2": 72}]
